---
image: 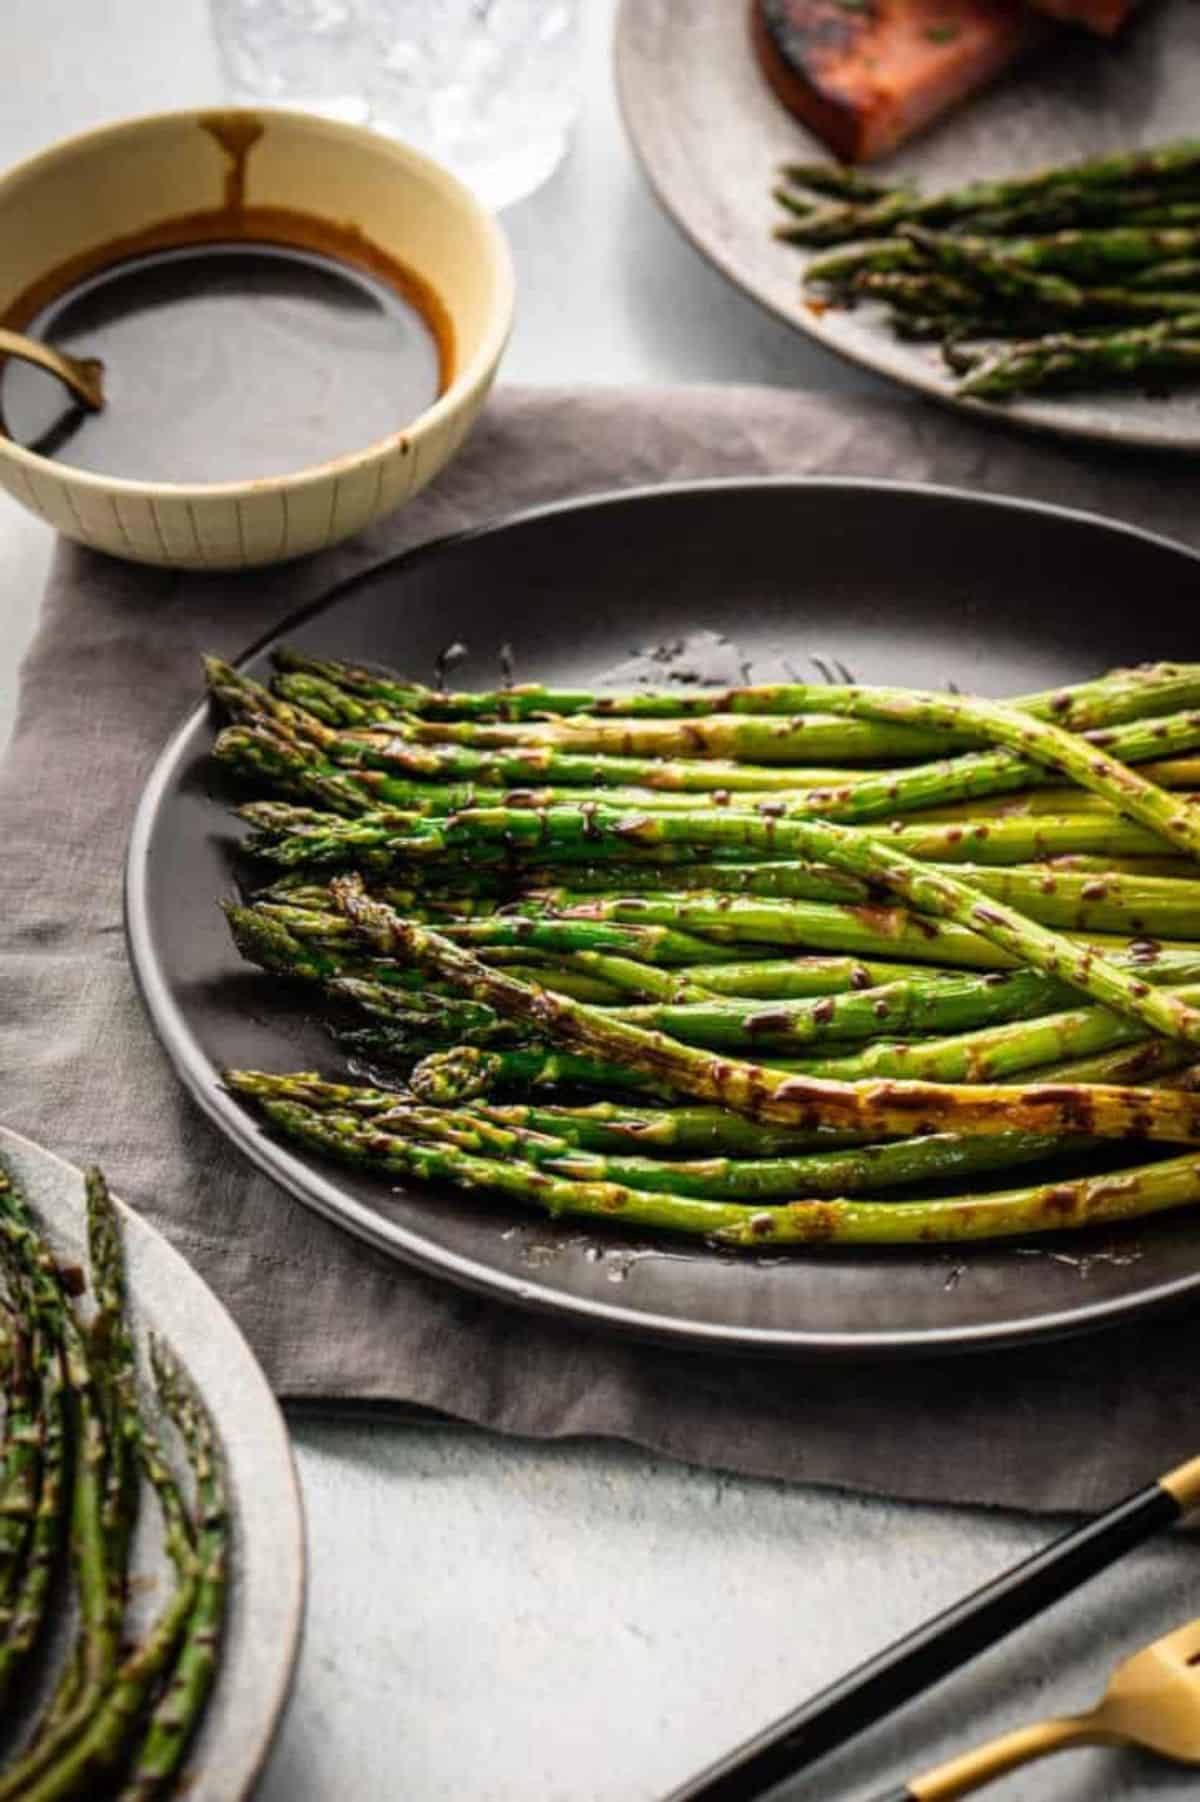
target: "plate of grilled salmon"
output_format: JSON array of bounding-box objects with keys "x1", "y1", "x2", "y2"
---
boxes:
[{"x1": 616, "y1": 0, "x2": 1200, "y2": 447}]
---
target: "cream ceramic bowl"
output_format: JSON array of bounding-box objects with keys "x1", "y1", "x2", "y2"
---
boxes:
[{"x1": 0, "y1": 108, "x2": 514, "y2": 568}]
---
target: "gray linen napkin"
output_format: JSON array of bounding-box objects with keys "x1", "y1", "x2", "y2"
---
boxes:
[{"x1": 4, "y1": 381, "x2": 1200, "y2": 1517}]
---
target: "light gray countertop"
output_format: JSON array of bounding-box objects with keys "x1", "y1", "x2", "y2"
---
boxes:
[{"x1": 3, "y1": 4, "x2": 1196, "y2": 1797}]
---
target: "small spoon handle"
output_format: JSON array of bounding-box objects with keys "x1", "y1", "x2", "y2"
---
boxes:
[
  {"x1": 882, "y1": 1714, "x2": 1102, "y2": 1801},
  {"x1": 0, "y1": 329, "x2": 105, "y2": 412}
]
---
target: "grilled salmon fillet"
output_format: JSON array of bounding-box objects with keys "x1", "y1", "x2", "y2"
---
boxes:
[
  {"x1": 753, "y1": 0, "x2": 1036, "y2": 163},
  {"x1": 1026, "y1": 0, "x2": 1139, "y2": 34}
]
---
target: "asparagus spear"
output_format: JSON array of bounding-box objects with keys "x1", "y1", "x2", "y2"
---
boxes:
[
  {"x1": 261, "y1": 651, "x2": 1200, "y2": 732},
  {"x1": 778, "y1": 977, "x2": 1200, "y2": 1085},
  {"x1": 792, "y1": 141, "x2": 1200, "y2": 218},
  {"x1": 245, "y1": 1092, "x2": 1200, "y2": 1248},
  {"x1": 245, "y1": 655, "x2": 1200, "y2": 812},
  {"x1": 778, "y1": 163, "x2": 897, "y2": 201},
  {"x1": 405, "y1": 1026, "x2": 1195, "y2": 1108},
  {"x1": 359, "y1": 1035, "x2": 673, "y2": 1099},
  {"x1": 609, "y1": 968, "x2": 1200, "y2": 1057},
  {"x1": 252, "y1": 1082, "x2": 1061, "y2": 1200},
  {"x1": 293, "y1": 659, "x2": 1196, "y2": 735},
  {"x1": 117, "y1": 1340, "x2": 228, "y2": 1802},
  {"x1": 974, "y1": 228, "x2": 1200, "y2": 281},
  {"x1": 901, "y1": 227, "x2": 1085, "y2": 309},
  {"x1": 223, "y1": 1069, "x2": 869, "y2": 1152},
  {"x1": 0, "y1": 1165, "x2": 118, "y2": 1800},
  {"x1": 547, "y1": 890, "x2": 1189, "y2": 971},
  {"x1": 0, "y1": 1320, "x2": 65, "y2": 1711},
  {"x1": 530, "y1": 859, "x2": 1200, "y2": 934},
  {"x1": 238, "y1": 798, "x2": 1174, "y2": 877},
  {"x1": 320, "y1": 813, "x2": 1200, "y2": 1047},
  {"x1": 328, "y1": 958, "x2": 1149, "y2": 1058},
  {"x1": 240, "y1": 667, "x2": 1200, "y2": 860},
  {"x1": 864, "y1": 263, "x2": 1200, "y2": 332},
  {"x1": 386, "y1": 1098, "x2": 1063, "y2": 1200},
  {"x1": 19, "y1": 1522, "x2": 199, "y2": 1802},
  {"x1": 958, "y1": 317, "x2": 1200, "y2": 400},
  {"x1": 0, "y1": 1316, "x2": 39, "y2": 1597},
  {"x1": 230, "y1": 698, "x2": 1200, "y2": 833},
  {"x1": 332, "y1": 883, "x2": 1200, "y2": 1143}
]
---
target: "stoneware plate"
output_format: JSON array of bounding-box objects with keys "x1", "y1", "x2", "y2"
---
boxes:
[
  {"x1": 127, "y1": 481, "x2": 1199, "y2": 1358},
  {"x1": 0, "y1": 1125, "x2": 305, "y2": 1794},
  {"x1": 615, "y1": 0, "x2": 1200, "y2": 450}
]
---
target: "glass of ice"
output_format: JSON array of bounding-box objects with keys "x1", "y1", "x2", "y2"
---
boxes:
[{"x1": 209, "y1": 0, "x2": 580, "y2": 209}]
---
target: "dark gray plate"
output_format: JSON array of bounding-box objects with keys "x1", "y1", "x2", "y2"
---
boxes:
[
  {"x1": 126, "y1": 480, "x2": 1200, "y2": 1356},
  {"x1": 615, "y1": 0, "x2": 1200, "y2": 450},
  {"x1": 0, "y1": 1126, "x2": 305, "y2": 1796}
]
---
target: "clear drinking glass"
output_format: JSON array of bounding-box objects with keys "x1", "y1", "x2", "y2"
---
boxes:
[{"x1": 210, "y1": 0, "x2": 580, "y2": 209}]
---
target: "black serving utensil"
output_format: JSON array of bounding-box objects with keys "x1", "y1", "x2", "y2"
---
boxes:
[{"x1": 665, "y1": 1453, "x2": 1200, "y2": 1801}]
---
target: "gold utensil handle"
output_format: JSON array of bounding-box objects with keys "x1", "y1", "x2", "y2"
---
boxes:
[
  {"x1": 1161, "y1": 1453, "x2": 1200, "y2": 1513},
  {"x1": 908, "y1": 1714, "x2": 1112, "y2": 1799},
  {"x1": 0, "y1": 328, "x2": 105, "y2": 411}
]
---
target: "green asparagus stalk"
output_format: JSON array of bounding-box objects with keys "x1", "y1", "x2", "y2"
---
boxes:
[
  {"x1": 335, "y1": 960, "x2": 1157, "y2": 1058},
  {"x1": 236, "y1": 670, "x2": 1200, "y2": 860},
  {"x1": 530, "y1": 858, "x2": 1200, "y2": 934},
  {"x1": 237, "y1": 798, "x2": 1175, "y2": 878},
  {"x1": 246, "y1": 657, "x2": 1200, "y2": 822},
  {"x1": 369, "y1": 1096, "x2": 1060, "y2": 1200},
  {"x1": 327, "y1": 815, "x2": 1200, "y2": 1048},
  {"x1": 299, "y1": 1091, "x2": 1058, "y2": 1201},
  {"x1": 0, "y1": 1189, "x2": 107, "y2": 1780},
  {"x1": 260, "y1": 651, "x2": 1200, "y2": 732},
  {"x1": 608, "y1": 969, "x2": 1200, "y2": 1056},
  {"x1": 237, "y1": 700, "x2": 1200, "y2": 835},
  {"x1": 352, "y1": 1034, "x2": 674, "y2": 1098},
  {"x1": 223, "y1": 1069, "x2": 868, "y2": 1151},
  {"x1": 0, "y1": 1383, "x2": 112, "y2": 1788},
  {"x1": 900, "y1": 227, "x2": 1083, "y2": 308},
  {"x1": 547, "y1": 890, "x2": 1192, "y2": 972},
  {"x1": 959, "y1": 317, "x2": 1200, "y2": 400},
  {"x1": 18, "y1": 1536, "x2": 199, "y2": 1802},
  {"x1": 332, "y1": 883, "x2": 1200, "y2": 1143},
  {"x1": 781, "y1": 187, "x2": 1196, "y2": 250},
  {"x1": 668, "y1": 954, "x2": 956, "y2": 998},
  {"x1": 0, "y1": 1321, "x2": 65, "y2": 1711},
  {"x1": 0, "y1": 1165, "x2": 118, "y2": 1800},
  {"x1": 245, "y1": 1091, "x2": 1200, "y2": 1248},
  {"x1": 777, "y1": 978, "x2": 1200, "y2": 1085},
  {"x1": 84, "y1": 1168, "x2": 142, "y2": 1703},
  {"x1": 336, "y1": 691, "x2": 1200, "y2": 787},
  {"x1": 778, "y1": 163, "x2": 898, "y2": 201},
  {"x1": 237, "y1": 899, "x2": 731, "y2": 972},
  {"x1": 0, "y1": 1317, "x2": 39, "y2": 1596},
  {"x1": 117, "y1": 1340, "x2": 228, "y2": 1802},
  {"x1": 412, "y1": 1026, "x2": 1190, "y2": 1103},
  {"x1": 776, "y1": 144, "x2": 1200, "y2": 239},
  {"x1": 631, "y1": 681, "x2": 1200, "y2": 861}
]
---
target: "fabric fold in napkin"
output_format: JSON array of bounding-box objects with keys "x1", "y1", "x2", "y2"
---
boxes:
[{"x1": 4, "y1": 381, "x2": 1200, "y2": 1519}]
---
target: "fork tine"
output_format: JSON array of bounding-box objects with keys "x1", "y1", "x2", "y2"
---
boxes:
[{"x1": 1154, "y1": 1617, "x2": 1200, "y2": 1663}]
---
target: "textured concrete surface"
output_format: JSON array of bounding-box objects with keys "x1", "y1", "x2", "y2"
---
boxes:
[
  {"x1": 259, "y1": 1421, "x2": 1198, "y2": 1800},
  {"x1": 3, "y1": 4, "x2": 1198, "y2": 1797}
]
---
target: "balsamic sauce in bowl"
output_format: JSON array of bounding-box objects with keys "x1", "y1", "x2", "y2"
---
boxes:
[{"x1": 0, "y1": 241, "x2": 444, "y2": 484}]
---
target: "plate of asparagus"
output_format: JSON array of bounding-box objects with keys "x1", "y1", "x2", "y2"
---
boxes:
[
  {"x1": 0, "y1": 1127, "x2": 303, "y2": 1796},
  {"x1": 126, "y1": 480, "x2": 1200, "y2": 1354},
  {"x1": 617, "y1": 0, "x2": 1200, "y2": 447}
]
